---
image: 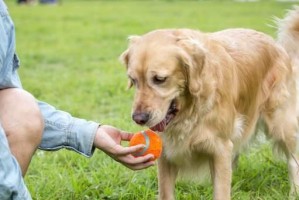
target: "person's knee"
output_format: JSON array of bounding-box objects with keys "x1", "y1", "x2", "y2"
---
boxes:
[
  {"x1": 17, "y1": 98, "x2": 44, "y2": 148},
  {"x1": 0, "y1": 88, "x2": 44, "y2": 175},
  {"x1": 0, "y1": 88, "x2": 44, "y2": 148}
]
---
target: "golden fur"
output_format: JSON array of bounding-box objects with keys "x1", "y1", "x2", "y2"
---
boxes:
[{"x1": 120, "y1": 7, "x2": 299, "y2": 200}]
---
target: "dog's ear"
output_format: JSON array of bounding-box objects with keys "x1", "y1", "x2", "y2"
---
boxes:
[
  {"x1": 119, "y1": 35, "x2": 141, "y2": 89},
  {"x1": 119, "y1": 49, "x2": 130, "y2": 68},
  {"x1": 176, "y1": 37, "x2": 206, "y2": 96},
  {"x1": 119, "y1": 48, "x2": 132, "y2": 88},
  {"x1": 119, "y1": 35, "x2": 141, "y2": 67}
]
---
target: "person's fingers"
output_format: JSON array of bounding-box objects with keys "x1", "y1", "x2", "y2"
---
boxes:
[
  {"x1": 117, "y1": 153, "x2": 155, "y2": 165},
  {"x1": 125, "y1": 160, "x2": 156, "y2": 170},
  {"x1": 130, "y1": 153, "x2": 154, "y2": 164},
  {"x1": 120, "y1": 131, "x2": 134, "y2": 141},
  {"x1": 108, "y1": 149, "x2": 155, "y2": 170},
  {"x1": 113, "y1": 144, "x2": 146, "y2": 156},
  {"x1": 120, "y1": 154, "x2": 156, "y2": 170}
]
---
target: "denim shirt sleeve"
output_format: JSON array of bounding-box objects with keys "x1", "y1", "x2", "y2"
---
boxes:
[{"x1": 38, "y1": 101, "x2": 99, "y2": 157}]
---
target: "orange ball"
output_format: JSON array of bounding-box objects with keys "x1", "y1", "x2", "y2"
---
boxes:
[{"x1": 129, "y1": 129, "x2": 162, "y2": 160}]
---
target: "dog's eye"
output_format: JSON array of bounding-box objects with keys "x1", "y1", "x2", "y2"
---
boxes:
[
  {"x1": 153, "y1": 75, "x2": 167, "y2": 85},
  {"x1": 128, "y1": 76, "x2": 138, "y2": 87},
  {"x1": 130, "y1": 78, "x2": 137, "y2": 86}
]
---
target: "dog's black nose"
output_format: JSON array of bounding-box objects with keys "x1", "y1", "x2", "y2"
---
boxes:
[{"x1": 132, "y1": 112, "x2": 150, "y2": 125}]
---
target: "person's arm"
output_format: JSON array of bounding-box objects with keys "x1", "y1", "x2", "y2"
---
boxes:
[
  {"x1": 38, "y1": 101, "x2": 98, "y2": 157},
  {"x1": 38, "y1": 101, "x2": 155, "y2": 170}
]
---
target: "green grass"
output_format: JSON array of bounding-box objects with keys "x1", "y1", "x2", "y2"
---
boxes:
[{"x1": 4, "y1": 0, "x2": 297, "y2": 199}]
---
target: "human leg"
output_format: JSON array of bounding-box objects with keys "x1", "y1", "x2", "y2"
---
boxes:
[{"x1": 0, "y1": 88, "x2": 44, "y2": 176}]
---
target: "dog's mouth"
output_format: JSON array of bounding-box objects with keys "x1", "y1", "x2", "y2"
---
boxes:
[{"x1": 150, "y1": 99, "x2": 179, "y2": 132}]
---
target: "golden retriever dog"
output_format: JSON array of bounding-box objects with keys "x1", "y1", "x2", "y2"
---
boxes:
[{"x1": 120, "y1": 7, "x2": 299, "y2": 200}]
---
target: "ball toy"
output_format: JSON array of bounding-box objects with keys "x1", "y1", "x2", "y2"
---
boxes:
[{"x1": 129, "y1": 129, "x2": 162, "y2": 160}]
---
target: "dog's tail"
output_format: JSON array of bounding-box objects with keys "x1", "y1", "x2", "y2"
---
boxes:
[
  {"x1": 277, "y1": 6, "x2": 299, "y2": 71},
  {"x1": 277, "y1": 7, "x2": 299, "y2": 190},
  {"x1": 277, "y1": 6, "x2": 299, "y2": 157},
  {"x1": 277, "y1": 6, "x2": 299, "y2": 118}
]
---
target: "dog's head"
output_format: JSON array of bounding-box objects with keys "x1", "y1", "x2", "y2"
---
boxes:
[{"x1": 120, "y1": 29, "x2": 206, "y2": 132}]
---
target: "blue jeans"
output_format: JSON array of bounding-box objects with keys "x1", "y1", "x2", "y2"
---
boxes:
[
  {"x1": 0, "y1": 1, "x2": 30, "y2": 199},
  {"x1": 0, "y1": 1, "x2": 99, "y2": 199}
]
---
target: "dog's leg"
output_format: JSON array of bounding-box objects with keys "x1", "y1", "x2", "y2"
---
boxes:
[
  {"x1": 288, "y1": 151, "x2": 299, "y2": 199},
  {"x1": 209, "y1": 140, "x2": 233, "y2": 200},
  {"x1": 276, "y1": 130, "x2": 299, "y2": 199},
  {"x1": 284, "y1": 124, "x2": 299, "y2": 199},
  {"x1": 158, "y1": 154, "x2": 178, "y2": 200},
  {"x1": 263, "y1": 106, "x2": 299, "y2": 199}
]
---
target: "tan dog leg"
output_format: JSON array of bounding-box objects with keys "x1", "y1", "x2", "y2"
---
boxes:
[
  {"x1": 209, "y1": 140, "x2": 233, "y2": 200},
  {"x1": 263, "y1": 101, "x2": 299, "y2": 199},
  {"x1": 288, "y1": 152, "x2": 299, "y2": 199},
  {"x1": 158, "y1": 155, "x2": 178, "y2": 200}
]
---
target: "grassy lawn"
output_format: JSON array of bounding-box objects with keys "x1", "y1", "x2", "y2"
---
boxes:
[{"x1": 5, "y1": 0, "x2": 297, "y2": 199}]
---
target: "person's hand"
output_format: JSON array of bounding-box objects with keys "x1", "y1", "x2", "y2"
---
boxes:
[{"x1": 93, "y1": 125, "x2": 155, "y2": 170}]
